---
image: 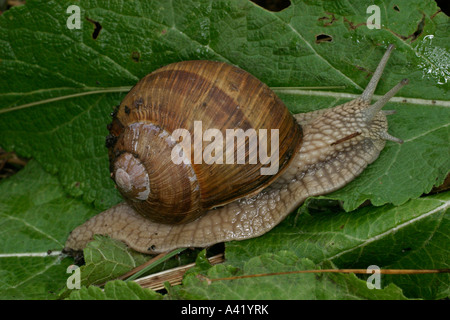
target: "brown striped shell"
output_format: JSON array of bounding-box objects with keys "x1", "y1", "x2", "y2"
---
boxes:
[{"x1": 106, "y1": 60, "x2": 302, "y2": 225}]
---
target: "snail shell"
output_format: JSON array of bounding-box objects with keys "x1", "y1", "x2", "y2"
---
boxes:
[{"x1": 106, "y1": 60, "x2": 302, "y2": 224}]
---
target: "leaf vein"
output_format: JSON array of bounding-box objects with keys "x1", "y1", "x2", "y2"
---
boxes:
[{"x1": 327, "y1": 199, "x2": 450, "y2": 262}]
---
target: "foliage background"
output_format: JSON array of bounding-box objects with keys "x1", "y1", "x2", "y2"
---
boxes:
[{"x1": 0, "y1": 0, "x2": 448, "y2": 299}]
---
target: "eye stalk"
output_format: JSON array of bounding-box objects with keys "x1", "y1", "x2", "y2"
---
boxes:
[
  {"x1": 363, "y1": 78, "x2": 409, "y2": 124},
  {"x1": 358, "y1": 44, "x2": 408, "y2": 144},
  {"x1": 360, "y1": 44, "x2": 396, "y2": 103}
]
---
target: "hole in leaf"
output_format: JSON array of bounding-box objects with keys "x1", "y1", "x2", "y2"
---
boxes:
[
  {"x1": 250, "y1": 0, "x2": 291, "y2": 12},
  {"x1": 411, "y1": 14, "x2": 425, "y2": 41},
  {"x1": 315, "y1": 34, "x2": 333, "y2": 43},
  {"x1": 86, "y1": 17, "x2": 102, "y2": 40},
  {"x1": 393, "y1": 5, "x2": 400, "y2": 11}
]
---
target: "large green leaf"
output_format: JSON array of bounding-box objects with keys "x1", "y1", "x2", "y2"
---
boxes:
[
  {"x1": 0, "y1": 161, "x2": 194, "y2": 299},
  {"x1": 0, "y1": 0, "x2": 448, "y2": 210},
  {"x1": 225, "y1": 192, "x2": 450, "y2": 299},
  {"x1": 0, "y1": 160, "x2": 95, "y2": 299},
  {"x1": 0, "y1": 0, "x2": 448, "y2": 300},
  {"x1": 173, "y1": 251, "x2": 409, "y2": 300},
  {"x1": 68, "y1": 280, "x2": 163, "y2": 300}
]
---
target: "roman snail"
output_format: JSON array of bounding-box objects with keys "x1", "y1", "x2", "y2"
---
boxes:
[{"x1": 64, "y1": 44, "x2": 408, "y2": 254}]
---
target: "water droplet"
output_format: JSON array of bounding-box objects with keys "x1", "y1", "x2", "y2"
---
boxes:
[{"x1": 415, "y1": 34, "x2": 449, "y2": 85}]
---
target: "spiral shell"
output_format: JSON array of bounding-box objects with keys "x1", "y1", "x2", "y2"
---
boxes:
[{"x1": 106, "y1": 60, "x2": 302, "y2": 224}]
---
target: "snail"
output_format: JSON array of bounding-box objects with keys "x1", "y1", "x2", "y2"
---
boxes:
[{"x1": 64, "y1": 44, "x2": 408, "y2": 254}]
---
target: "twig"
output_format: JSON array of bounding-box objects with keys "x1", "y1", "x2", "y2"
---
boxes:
[{"x1": 133, "y1": 254, "x2": 225, "y2": 291}]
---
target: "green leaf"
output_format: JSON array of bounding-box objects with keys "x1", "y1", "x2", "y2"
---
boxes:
[
  {"x1": 58, "y1": 236, "x2": 199, "y2": 298},
  {"x1": 173, "y1": 251, "x2": 408, "y2": 300},
  {"x1": 225, "y1": 192, "x2": 450, "y2": 299},
  {"x1": 0, "y1": 161, "x2": 94, "y2": 253},
  {"x1": 0, "y1": 160, "x2": 96, "y2": 299},
  {"x1": 0, "y1": 254, "x2": 72, "y2": 299},
  {"x1": 0, "y1": 0, "x2": 448, "y2": 211},
  {"x1": 0, "y1": 160, "x2": 193, "y2": 299},
  {"x1": 75, "y1": 235, "x2": 149, "y2": 287},
  {"x1": 383, "y1": 203, "x2": 450, "y2": 299},
  {"x1": 68, "y1": 280, "x2": 163, "y2": 300},
  {"x1": 0, "y1": 0, "x2": 448, "y2": 299}
]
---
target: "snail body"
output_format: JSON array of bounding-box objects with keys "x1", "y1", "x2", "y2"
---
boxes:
[{"x1": 65, "y1": 45, "x2": 407, "y2": 254}]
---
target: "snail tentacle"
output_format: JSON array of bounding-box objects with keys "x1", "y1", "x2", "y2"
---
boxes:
[
  {"x1": 360, "y1": 44, "x2": 395, "y2": 102},
  {"x1": 363, "y1": 78, "x2": 409, "y2": 123}
]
